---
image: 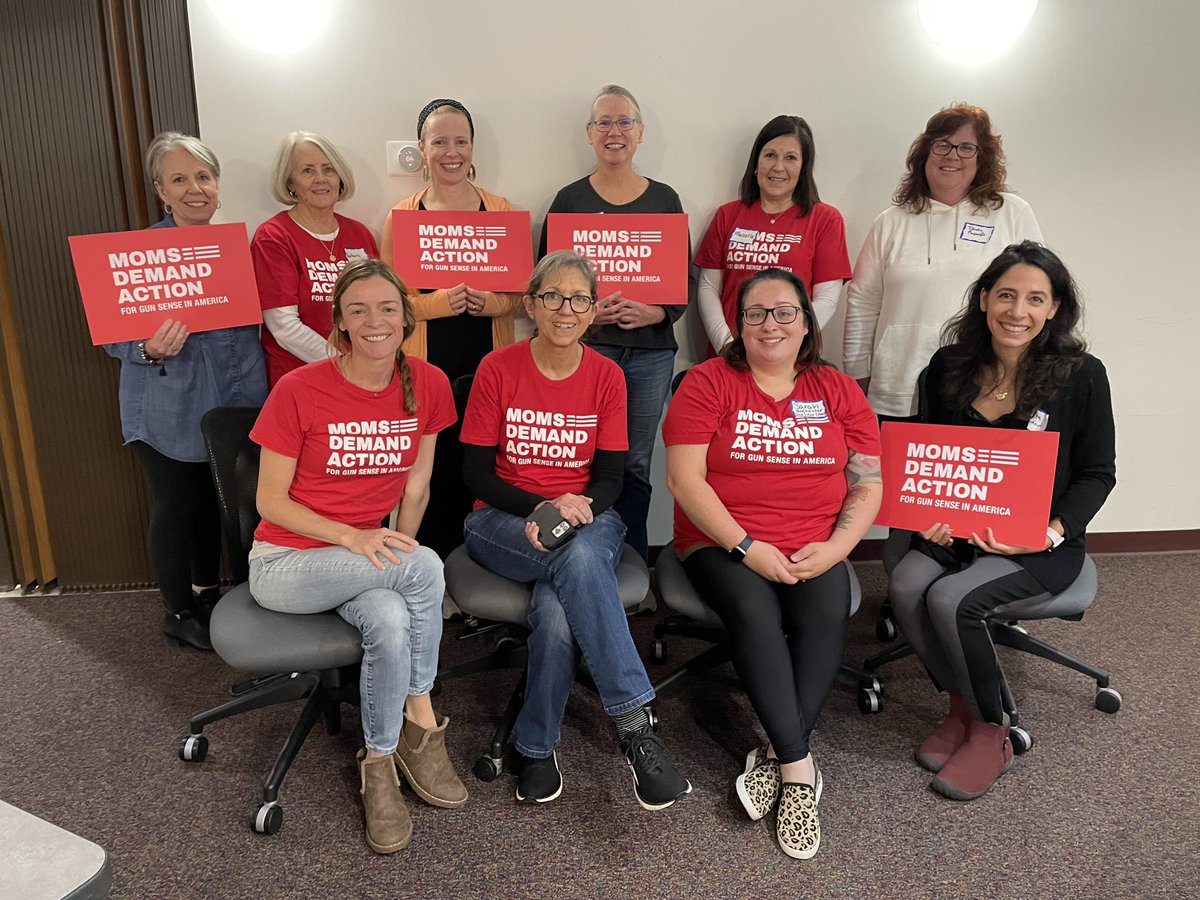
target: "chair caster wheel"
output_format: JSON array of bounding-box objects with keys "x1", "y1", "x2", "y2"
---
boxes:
[
  {"x1": 875, "y1": 617, "x2": 898, "y2": 642},
  {"x1": 650, "y1": 638, "x2": 667, "y2": 663},
  {"x1": 1010, "y1": 725, "x2": 1033, "y2": 754},
  {"x1": 473, "y1": 755, "x2": 504, "y2": 782},
  {"x1": 1095, "y1": 687, "x2": 1122, "y2": 713},
  {"x1": 178, "y1": 734, "x2": 208, "y2": 762},
  {"x1": 858, "y1": 675, "x2": 882, "y2": 694},
  {"x1": 858, "y1": 687, "x2": 883, "y2": 714},
  {"x1": 253, "y1": 802, "x2": 283, "y2": 835}
]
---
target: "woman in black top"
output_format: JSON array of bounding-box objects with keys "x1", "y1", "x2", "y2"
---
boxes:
[
  {"x1": 537, "y1": 84, "x2": 692, "y2": 560},
  {"x1": 889, "y1": 240, "x2": 1115, "y2": 801}
]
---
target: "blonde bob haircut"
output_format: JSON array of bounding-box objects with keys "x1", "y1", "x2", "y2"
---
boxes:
[{"x1": 269, "y1": 131, "x2": 356, "y2": 206}]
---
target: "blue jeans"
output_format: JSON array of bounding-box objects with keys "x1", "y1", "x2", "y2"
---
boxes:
[
  {"x1": 463, "y1": 506, "x2": 655, "y2": 758},
  {"x1": 590, "y1": 345, "x2": 675, "y2": 560},
  {"x1": 249, "y1": 544, "x2": 445, "y2": 755}
]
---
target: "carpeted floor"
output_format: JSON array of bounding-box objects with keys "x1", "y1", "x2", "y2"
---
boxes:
[{"x1": 2, "y1": 554, "x2": 1198, "y2": 899}]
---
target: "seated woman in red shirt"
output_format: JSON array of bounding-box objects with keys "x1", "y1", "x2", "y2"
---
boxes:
[
  {"x1": 460, "y1": 250, "x2": 691, "y2": 811},
  {"x1": 665, "y1": 267, "x2": 881, "y2": 860},
  {"x1": 249, "y1": 259, "x2": 465, "y2": 855}
]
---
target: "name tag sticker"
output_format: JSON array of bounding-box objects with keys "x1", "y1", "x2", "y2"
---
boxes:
[
  {"x1": 730, "y1": 227, "x2": 758, "y2": 245},
  {"x1": 959, "y1": 222, "x2": 995, "y2": 245},
  {"x1": 1027, "y1": 409, "x2": 1049, "y2": 432},
  {"x1": 345, "y1": 247, "x2": 369, "y2": 261}
]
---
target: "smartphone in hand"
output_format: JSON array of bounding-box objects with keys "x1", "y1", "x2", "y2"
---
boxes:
[{"x1": 526, "y1": 504, "x2": 577, "y2": 550}]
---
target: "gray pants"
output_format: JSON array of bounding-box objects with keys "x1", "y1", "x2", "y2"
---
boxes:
[{"x1": 889, "y1": 550, "x2": 1050, "y2": 722}]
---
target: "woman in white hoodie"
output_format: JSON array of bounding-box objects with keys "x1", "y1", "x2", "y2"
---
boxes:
[{"x1": 843, "y1": 104, "x2": 1042, "y2": 418}]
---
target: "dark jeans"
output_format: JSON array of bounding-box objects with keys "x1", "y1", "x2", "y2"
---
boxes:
[
  {"x1": 130, "y1": 441, "x2": 222, "y2": 614},
  {"x1": 683, "y1": 548, "x2": 852, "y2": 763}
]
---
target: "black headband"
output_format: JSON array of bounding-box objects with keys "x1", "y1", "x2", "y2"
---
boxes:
[{"x1": 417, "y1": 99, "x2": 474, "y2": 140}]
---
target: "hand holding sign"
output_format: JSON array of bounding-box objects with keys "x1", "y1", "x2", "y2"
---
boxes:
[{"x1": 144, "y1": 318, "x2": 189, "y2": 359}]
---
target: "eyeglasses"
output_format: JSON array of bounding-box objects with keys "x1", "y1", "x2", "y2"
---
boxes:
[
  {"x1": 740, "y1": 306, "x2": 803, "y2": 325},
  {"x1": 587, "y1": 117, "x2": 640, "y2": 132},
  {"x1": 930, "y1": 139, "x2": 979, "y2": 159},
  {"x1": 535, "y1": 291, "x2": 596, "y2": 313}
]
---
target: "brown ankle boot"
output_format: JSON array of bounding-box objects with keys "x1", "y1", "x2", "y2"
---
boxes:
[
  {"x1": 357, "y1": 750, "x2": 412, "y2": 854},
  {"x1": 930, "y1": 718, "x2": 1013, "y2": 801},
  {"x1": 394, "y1": 714, "x2": 468, "y2": 809},
  {"x1": 916, "y1": 693, "x2": 971, "y2": 773}
]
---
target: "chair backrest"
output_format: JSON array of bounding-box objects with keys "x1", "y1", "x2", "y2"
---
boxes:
[
  {"x1": 451, "y1": 373, "x2": 474, "y2": 419},
  {"x1": 202, "y1": 406, "x2": 263, "y2": 586}
]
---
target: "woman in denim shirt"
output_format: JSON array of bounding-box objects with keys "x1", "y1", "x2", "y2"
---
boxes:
[{"x1": 104, "y1": 132, "x2": 267, "y2": 650}]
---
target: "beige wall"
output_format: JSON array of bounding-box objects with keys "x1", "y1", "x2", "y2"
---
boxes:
[{"x1": 188, "y1": 0, "x2": 1197, "y2": 540}]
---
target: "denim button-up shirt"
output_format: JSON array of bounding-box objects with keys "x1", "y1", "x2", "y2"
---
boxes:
[{"x1": 103, "y1": 215, "x2": 269, "y2": 462}]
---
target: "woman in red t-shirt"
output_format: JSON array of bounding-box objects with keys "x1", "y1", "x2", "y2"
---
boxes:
[
  {"x1": 695, "y1": 116, "x2": 851, "y2": 354},
  {"x1": 460, "y1": 250, "x2": 691, "y2": 811},
  {"x1": 664, "y1": 267, "x2": 881, "y2": 860},
  {"x1": 249, "y1": 259, "x2": 463, "y2": 855}
]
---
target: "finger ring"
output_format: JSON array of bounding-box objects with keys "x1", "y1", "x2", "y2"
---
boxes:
[{"x1": 382, "y1": 536, "x2": 390, "y2": 546}]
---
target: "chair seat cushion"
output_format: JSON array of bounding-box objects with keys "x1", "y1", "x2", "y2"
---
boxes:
[
  {"x1": 446, "y1": 544, "x2": 649, "y2": 625},
  {"x1": 654, "y1": 544, "x2": 862, "y2": 626},
  {"x1": 210, "y1": 583, "x2": 363, "y2": 673},
  {"x1": 993, "y1": 555, "x2": 1098, "y2": 620}
]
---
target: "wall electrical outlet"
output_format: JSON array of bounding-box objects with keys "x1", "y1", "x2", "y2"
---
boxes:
[{"x1": 386, "y1": 140, "x2": 422, "y2": 176}]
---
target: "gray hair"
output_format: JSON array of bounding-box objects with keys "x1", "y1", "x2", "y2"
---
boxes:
[
  {"x1": 145, "y1": 132, "x2": 220, "y2": 184},
  {"x1": 588, "y1": 84, "x2": 643, "y2": 125},
  {"x1": 527, "y1": 250, "x2": 598, "y2": 299},
  {"x1": 268, "y1": 131, "x2": 356, "y2": 206}
]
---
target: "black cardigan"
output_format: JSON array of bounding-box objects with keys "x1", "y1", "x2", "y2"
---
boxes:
[{"x1": 918, "y1": 349, "x2": 1116, "y2": 593}]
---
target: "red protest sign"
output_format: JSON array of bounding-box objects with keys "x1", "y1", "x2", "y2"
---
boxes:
[
  {"x1": 69, "y1": 223, "x2": 262, "y2": 345},
  {"x1": 545, "y1": 213, "x2": 689, "y2": 304},
  {"x1": 876, "y1": 421, "x2": 1060, "y2": 548},
  {"x1": 390, "y1": 209, "x2": 533, "y2": 292}
]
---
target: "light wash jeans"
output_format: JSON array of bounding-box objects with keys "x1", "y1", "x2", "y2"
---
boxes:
[
  {"x1": 463, "y1": 506, "x2": 655, "y2": 759},
  {"x1": 249, "y1": 544, "x2": 445, "y2": 755},
  {"x1": 590, "y1": 345, "x2": 675, "y2": 561}
]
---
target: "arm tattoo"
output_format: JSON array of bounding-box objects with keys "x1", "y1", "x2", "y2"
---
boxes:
[{"x1": 836, "y1": 451, "x2": 881, "y2": 531}]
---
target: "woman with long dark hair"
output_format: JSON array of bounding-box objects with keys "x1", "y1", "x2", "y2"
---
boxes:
[{"x1": 889, "y1": 241, "x2": 1115, "y2": 800}]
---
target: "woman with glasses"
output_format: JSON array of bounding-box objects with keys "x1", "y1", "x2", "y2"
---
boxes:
[
  {"x1": 696, "y1": 115, "x2": 851, "y2": 354},
  {"x1": 843, "y1": 103, "x2": 1043, "y2": 418},
  {"x1": 460, "y1": 250, "x2": 691, "y2": 811},
  {"x1": 379, "y1": 98, "x2": 524, "y2": 557},
  {"x1": 536, "y1": 84, "x2": 691, "y2": 561},
  {"x1": 664, "y1": 267, "x2": 881, "y2": 859}
]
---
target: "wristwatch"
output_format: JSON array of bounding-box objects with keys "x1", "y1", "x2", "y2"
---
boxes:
[
  {"x1": 1046, "y1": 526, "x2": 1064, "y2": 549},
  {"x1": 728, "y1": 535, "x2": 754, "y2": 563}
]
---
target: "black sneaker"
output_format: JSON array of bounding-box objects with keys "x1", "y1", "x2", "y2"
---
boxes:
[
  {"x1": 620, "y1": 722, "x2": 692, "y2": 810},
  {"x1": 516, "y1": 751, "x2": 562, "y2": 803}
]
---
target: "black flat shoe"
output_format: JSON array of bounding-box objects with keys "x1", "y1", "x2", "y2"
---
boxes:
[{"x1": 163, "y1": 611, "x2": 214, "y2": 652}]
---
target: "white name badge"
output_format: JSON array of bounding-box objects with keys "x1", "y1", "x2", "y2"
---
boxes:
[
  {"x1": 959, "y1": 222, "x2": 995, "y2": 245},
  {"x1": 1027, "y1": 409, "x2": 1049, "y2": 431},
  {"x1": 730, "y1": 227, "x2": 758, "y2": 245}
]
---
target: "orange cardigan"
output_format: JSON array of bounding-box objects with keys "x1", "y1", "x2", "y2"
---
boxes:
[{"x1": 380, "y1": 185, "x2": 525, "y2": 361}]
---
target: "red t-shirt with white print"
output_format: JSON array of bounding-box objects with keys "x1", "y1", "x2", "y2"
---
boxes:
[
  {"x1": 250, "y1": 211, "x2": 379, "y2": 386},
  {"x1": 251, "y1": 357, "x2": 454, "y2": 549},
  {"x1": 460, "y1": 339, "x2": 627, "y2": 505},
  {"x1": 663, "y1": 357, "x2": 879, "y2": 555}
]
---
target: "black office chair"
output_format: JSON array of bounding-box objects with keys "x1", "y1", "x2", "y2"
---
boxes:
[
  {"x1": 177, "y1": 406, "x2": 363, "y2": 835},
  {"x1": 860, "y1": 530, "x2": 1121, "y2": 752},
  {"x1": 435, "y1": 374, "x2": 651, "y2": 782}
]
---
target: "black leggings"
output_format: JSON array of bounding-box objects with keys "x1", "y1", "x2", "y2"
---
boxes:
[
  {"x1": 682, "y1": 547, "x2": 851, "y2": 763},
  {"x1": 130, "y1": 441, "x2": 222, "y2": 615}
]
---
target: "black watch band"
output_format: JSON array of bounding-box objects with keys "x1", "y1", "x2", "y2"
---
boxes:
[{"x1": 728, "y1": 535, "x2": 754, "y2": 563}]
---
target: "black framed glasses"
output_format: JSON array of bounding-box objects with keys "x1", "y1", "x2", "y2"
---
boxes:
[
  {"x1": 587, "y1": 117, "x2": 640, "y2": 132},
  {"x1": 535, "y1": 291, "x2": 596, "y2": 313},
  {"x1": 740, "y1": 305, "x2": 803, "y2": 326},
  {"x1": 930, "y1": 139, "x2": 979, "y2": 159}
]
